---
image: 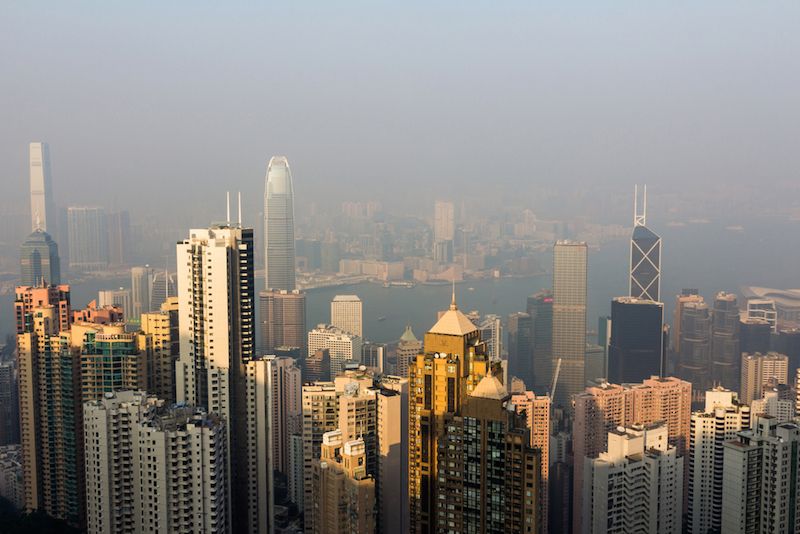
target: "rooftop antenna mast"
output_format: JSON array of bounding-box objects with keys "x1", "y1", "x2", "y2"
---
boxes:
[
  {"x1": 237, "y1": 191, "x2": 242, "y2": 226},
  {"x1": 226, "y1": 191, "x2": 231, "y2": 223}
]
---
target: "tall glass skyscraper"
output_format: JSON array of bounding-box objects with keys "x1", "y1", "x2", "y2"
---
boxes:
[
  {"x1": 29, "y1": 142, "x2": 55, "y2": 233},
  {"x1": 264, "y1": 156, "x2": 296, "y2": 291},
  {"x1": 552, "y1": 240, "x2": 588, "y2": 407},
  {"x1": 20, "y1": 229, "x2": 61, "y2": 286},
  {"x1": 630, "y1": 185, "x2": 661, "y2": 302}
]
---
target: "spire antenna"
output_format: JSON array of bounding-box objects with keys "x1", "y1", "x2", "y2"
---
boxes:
[
  {"x1": 643, "y1": 184, "x2": 647, "y2": 226},
  {"x1": 633, "y1": 184, "x2": 647, "y2": 227},
  {"x1": 237, "y1": 192, "x2": 242, "y2": 225},
  {"x1": 450, "y1": 277, "x2": 457, "y2": 310},
  {"x1": 226, "y1": 191, "x2": 231, "y2": 223}
]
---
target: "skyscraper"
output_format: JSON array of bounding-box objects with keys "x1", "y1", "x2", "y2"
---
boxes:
[
  {"x1": 740, "y1": 351, "x2": 789, "y2": 404},
  {"x1": 432, "y1": 200, "x2": 455, "y2": 263},
  {"x1": 149, "y1": 270, "x2": 175, "y2": 311},
  {"x1": 75, "y1": 322, "x2": 147, "y2": 401},
  {"x1": 307, "y1": 325, "x2": 362, "y2": 377},
  {"x1": 408, "y1": 295, "x2": 496, "y2": 533},
  {"x1": 331, "y1": 294, "x2": 363, "y2": 337},
  {"x1": 711, "y1": 291, "x2": 740, "y2": 389},
  {"x1": 672, "y1": 289, "x2": 702, "y2": 352},
  {"x1": 677, "y1": 298, "x2": 712, "y2": 395},
  {"x1": 0, "y1": 362, "x2": 19, "y2": 446},
  {"x1": 721, "y1": 417, "x2": 800, "y2": 534},
  {"x1": 20, "y1": 229, "x2": 61, "y2": 286},
  {"x1": 29, "y1": 142, "x2": 55, "y2": 233},
  {"x1": 310, "y1": 432, "x2": 375, "y2": 534},
  {"x1": 435, "y1": 374, "x2": 541, "y2": 533},
  {"x1": 259, "y1": 289, "x2": 307, "y2": 354},
  {"x1": 608, "y1": 297, "x2": 664, "y2": 384},
  {"x1": 739, "y1": 317, "x2": 771, "y2": 355},
  {"x1": 511, "y1": 390, "x2": 551, "y2": 533},
  {"x1": 583, "y1": 423, "x2": 683, "y2": 534},
  {"x1": 528, "y1": 290, "x2": 553, "y2": 392},
  {"x1": 17, "y1": 303, "x2": 85, "y2": 527},
  {"x1": 67, "y1": 206, "x2": 108, "y2": 271},
  {"x1": 629, "y1": 185, "x2": 661, "y2": 302},
  {"x1": 174, "y1": 223, "x2": 256, "y2": 533},
  {"x1": 552, "y1": 240, "x2": 588, "y2": 406},
  {"x1": 130, "y1": 265, "x2": 154, "y2": 320},
  {"x1": 507, "y1": 311, "x2": 533, "y2": 386},
  {"x1": 301, "y1": 382, "x2": 340, "y2": 528},
  {"x1": 260, "y1": 355, "x2": 302, "y2": 476},
  {"x1": 376, "y1": 376, "x2": 408, "y2": 534},
  {"x1": 264, "y1": 156, "x2": 296, "y2": 291},
  {"x1": 687, "y1": 388, "x2": 751, "y2": 534},
  {"x1": 83, "y1": 391, "x2": 229, "y2": 534},
  {"x1": 14, "y1": 284, "x2": 71, "y2": 334},
  {"x1": 572, "y1": 376, "x2": 692, "y2": 534},
  {"x1": 140, "y1": 297, "x2": 179, "y2": 403},
  {"x1": 97, "y1": 288, "x2": 132, "y2": 319}
]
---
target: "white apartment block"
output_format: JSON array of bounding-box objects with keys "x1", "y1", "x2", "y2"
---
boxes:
[
  {"x1": 583, "y1": 423, "x2": 683, "y2": 534},
  {"x1": 687, "y1": 388, "x2": 751, "y2": 534},
  {"x1": 722, "y1": 416, "x2": 800, "y2": 534},
  {"x1": 331, "y1": 294, "x2": 363, "y2": 337},
  {"x1": 751, "y1": 389, "x2": 795, "y2": 423},
  {"x1": 740, "y1": 351, "x2": 788, "y2": 404},
  {"x1": 174, "y1": 224, "x2": 257, "y2": 532},
  {"x1": 84, "y1": 391, "x2": 229, "y2": 534},
  {"x1": 308, "y1": 324, "x2": 362, "y2": 377}
]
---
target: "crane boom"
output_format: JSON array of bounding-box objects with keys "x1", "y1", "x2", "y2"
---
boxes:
[{"x1": 549, "y1": 358, "x2": 562, "y2": 400}]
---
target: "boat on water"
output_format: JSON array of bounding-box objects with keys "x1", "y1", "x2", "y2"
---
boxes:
[{"x1": 377, "y1": 316, "x2": 386, "y2": 321}]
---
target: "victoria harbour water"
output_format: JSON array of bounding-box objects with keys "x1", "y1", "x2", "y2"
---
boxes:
[{"x1": 2, "y1": 217, "x2": 799, "y2": 346}]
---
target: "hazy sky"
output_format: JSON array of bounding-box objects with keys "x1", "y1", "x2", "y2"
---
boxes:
[{"x1": 2, "y1": 1, "x2": 799, "y2": 221}]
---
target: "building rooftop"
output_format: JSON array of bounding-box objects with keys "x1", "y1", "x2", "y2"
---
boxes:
[
  {"x1": 428, "y1": 296, "x2": 478, "y2": 336},
  {"x1": 399, "y1": 324, "x2": 419, "y2": 343},
  {"x1": 470, "y1": 370, "x2": 508, "y2": 401}
]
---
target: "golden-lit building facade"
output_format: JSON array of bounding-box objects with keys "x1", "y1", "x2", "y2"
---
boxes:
[{"x1": 408, "y1": 296, "x2": 501, "y2": 533}]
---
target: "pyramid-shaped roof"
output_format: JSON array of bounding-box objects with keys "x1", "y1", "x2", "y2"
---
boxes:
[
  {"x1": 428, "y1": 306, "x2": 477, "y2": 336},
  {"x1": 471, "y1": 371, "x2": 508, "y2": 400},
  {"x1": 399, "y1": 325, "x2": 419, "y2": 343}
]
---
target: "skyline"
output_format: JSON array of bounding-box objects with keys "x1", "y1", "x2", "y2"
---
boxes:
[{"x1": 3, "y1": 3, "x2": 800, "y2": 533}]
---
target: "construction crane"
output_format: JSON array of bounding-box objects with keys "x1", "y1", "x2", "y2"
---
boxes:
[{"x1": 549, "y1": 358, "x2": 562, "y2": 400}]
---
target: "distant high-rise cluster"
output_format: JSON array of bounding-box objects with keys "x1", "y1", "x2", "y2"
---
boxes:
[{"x1": 10, "y1": 142, "x2": 800, "y2": 534}]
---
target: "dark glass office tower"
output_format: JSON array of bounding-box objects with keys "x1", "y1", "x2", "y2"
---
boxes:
[
  {"x1": 740, "y1": 318, "x2": 771, "y2": 355},
  {"x1": 774, "y1": 328, "x2": 800, "y2": 377},
  {"x1": 608, "y1": 297, "x2": 664, "y2": 383},
  {"x1": 527, "y1": 290, "x2": 554, "y2": 393},
  {"x1": 507, "y1": 311, "x2": 533, "y2": 386},
  {"x1": 20, "y1": 228, "x2": 61, "y2": 286},
  {"x1": 710, "y1": 292, "x2": 741, "y2": 389},
  {"x1": 678, "y1": 300, "x2": 712, "y2": 393}
]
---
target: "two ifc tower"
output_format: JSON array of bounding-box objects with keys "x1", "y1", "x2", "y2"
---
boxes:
[{"x1": 224, "y1": 155, "x2": 296, "y2": 293}]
